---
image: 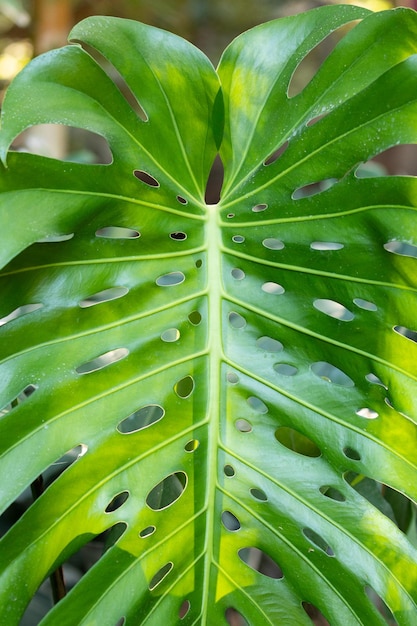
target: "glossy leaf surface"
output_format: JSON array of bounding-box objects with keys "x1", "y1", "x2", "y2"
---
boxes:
[{"x1": 1, "y1": 7, "x2": 417, "y2": 625}]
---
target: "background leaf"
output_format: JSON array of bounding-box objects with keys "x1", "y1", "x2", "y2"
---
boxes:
[{"x1": 0, "y1": 6, "x2": 417, "y2": 625}]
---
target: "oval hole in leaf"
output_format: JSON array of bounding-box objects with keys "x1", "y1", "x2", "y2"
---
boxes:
[
  {"x1": 146, "y1": 472, "x2": 187, "y2": 510},
  {"x1": 174, "y1": 376, "x2": 194, "y2": 399},
  {"x1": 188, "y1": 310, "x2": 202, "y2": 325},
  {"x1": 195, "y1": 259, "x2": 203, "y2": 269},
  {"x1": 343, "y1": 447, "x2": 361, "y2": 461},
  {"x1": 37, "y1": 233, "x2": 74, "y2": 243},
  {"x1": 261, "y1": 281, "x2": 285, "y2": 295},
  {"x1": 115, "y1": 618, "x2": 126, "y2": 626},
  {"x1": 179, "y1": 599, "x2": 191, "y2": 619},
  {"x1": 148, "y1": 562, "x2": 173, "y2": 591},
  {"x1": 76, "y1": 42, "x2": 148, "y2": 121},
  {"x1": 43, "y1": 443, "x2": 88, "y2": 487},
  {"x1": 225, "y1": 608, "x2": 249, "y2": 626},
  {"x1": 133, "y1": 169, "x2": 160, "y2": 187},
  {"x1": 17, "y1": 125, "x2": 112, "y2": 163},
  {"x1": 257, "y1": 336, "x2": 283, "y2": 352},
  {"x1": 139, "y1": 525, "x2": 156, "y2": 538},
  {"x1": 228, "y1": 311, "x2": 246, "y2": 329},
  {"x1": 222, "y1": 510, "x2": 241, "y2": 531},
  {"x1": 353, "y1": 298, "x2": 377, "y2": 311},
  {"x1": 303, "y1": 527, "x2": 334, "y2": 556},
  {"x1": 384, "y1": 240, "x2": 417, "y2": 258},
  {"x1": 287, "y1": 24, "x2": 348, "y2": 98},
  {"x1": 79, "y1": 286, "x2": 129, "y2": 308},
  {"x1": 227, "y1": 372, "x2": 239, "y2": 384},
  {"x1": 95, "y1": 226, "x2": 140, "y2": 239},
  {"x1": 364, "y1": 585, "x2": 396, "y2": 624},
  {"x1": 156, "y1": 271, "x2": 185, "y2": 287},
  {"x1": 184, "y1": 439, "x2": 199, "y2": 452},
  {"x1": 250, "y1": 488, "x2": 268, "y2": 502},
  {"x1": 231, "y1": 268, "x2": 245, "y2": 280},
  {"x1": 310, "y1": 241, "x2": 344, "y2": 251},
  {"x1": 302, "y1": 602, "x2": 331, "y2": 626},
  {"x1": 247, "y1": 396, "x2": 268, "y2": 414},
  {"x1": 232, "y1": 235, "x2": 245, "y2": 243},
  {"x1": 252, "y1": 203, "x2": 268, "y2": 212},
  {"x1": 311, "y1": 361, "x2": 354, "y2": 387},
  {"x1": 227, "y1": 213, "x2": 235, "y2": 219},
  {"x1": 292, "y1": 179, "x2": 337, "y2": 200},
  {"x1": 176, "y1": 195, "x2": 188, "y2": 205},
  {"x1": 0, "y1": 303, "x2": 43, "y2": 327},
  {"x1": 76, "y1": 347, "x2": 129, "y2": 375},
  {"x1": 274, "y1": 363, "x2": 298, "y2": 376},
  {"x1": 366, "y1": 373, "x2": 387, "y2": 389},
  {"x1": 224, "y1": 465, "x2": 235, "y2": 477},
  {"x1": 356, "y1": 407, "x2": 379, "y2": 419},
  {"x1": 105, "y1": 490, "x2": 129, "y2": 513},
  {"x1": 161, "y1": 328, "x2": 180, "y2": 343},
  {"x1": 235, "y1": 419, "x2": 252, "y2": 433},
  {"x1": 275, "y1": 427, "x2": 321, "y2": 457},
  {"x1": 0, "y1": 383, "x2": 37, "y2": 415},
  {"x1": 264, "y1": 140, "x2": 289, "y2": 165},
  {"x1": 238, "y1": 547, "x2": 283, "y2": 579},
  {"x1": 262, "y1": 237, "x2": 284, "y2": 250},
  {"x1": 169, "y1": 231, "x2": 187, "y2": 241},
  {"x1": 319, "y1": 486, "x2": 346, "y2": 502},
  {"x1": 117, "y1": 404, "x2": 165, "y2": 434},
  {"x1": 393, "y1": 325, "x2": 417, "y2": 343},
  {"x1": 313, "y1": 299, "x2": 354, "y2": 321}
]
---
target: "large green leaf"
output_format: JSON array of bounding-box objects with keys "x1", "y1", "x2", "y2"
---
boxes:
[{"x1": 1, "y1": 6, "x2": 417, "y2": 624}]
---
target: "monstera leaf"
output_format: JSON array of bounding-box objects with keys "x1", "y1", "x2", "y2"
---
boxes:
[{"x1": 1, "y1": 5, "x2": 417, "y2": 624}]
